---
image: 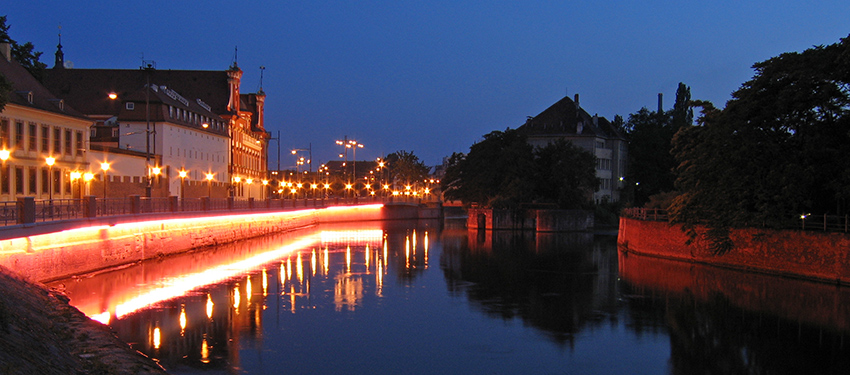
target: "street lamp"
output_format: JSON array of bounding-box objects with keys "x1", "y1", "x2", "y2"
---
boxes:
[
  {"x1": 70, "y1": 171, "x2": 81, "y2": 199},
  {"x1": 262, "y1": 179, "x2": 269, "y2": 200},
  {"x1": 206, "y1": 173, "x2": 215, "y2": 197},
  {"x1": 100, "y1": 162, "x2": 110, "y2": 198},
  {"x1": 45, "y1": 156, "x2": 56, "y2": 201},
  {"x1": 246, "y1": 178, "x2": 253, "y2": 199},
  {"x1": 233, "y1": 176, "x2": 242, "y2": 197},
  {"x1": 0, "y1": 149, "x2": 9, "y2": 164},
  {"x1": 83, "y1": 172, "x2": 94, "y2": 196},
  {"x1": 151, "y1": 166, "x2": 162, "y2": 195},
  {"x1": 179, "y1": 170, "x2": 188, "y2": 199}
]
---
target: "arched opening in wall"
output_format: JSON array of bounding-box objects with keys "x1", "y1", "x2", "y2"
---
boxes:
[{"x1": 477, "y1": 213, "x2": 486, "y2": 229}]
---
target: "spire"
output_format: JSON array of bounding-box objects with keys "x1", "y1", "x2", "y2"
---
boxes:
[
  {"x1": 258, "y1": 66, "x2": 265, "y2": 95},
  {"x1": 229, "y1": 46, "x2": 239, "y2": 70},
  {"x1": 53, "y1": 25, "x2": 65, "y2": 69}
]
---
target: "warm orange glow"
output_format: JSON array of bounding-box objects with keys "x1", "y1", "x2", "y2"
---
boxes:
[
  {"x1": 206, "y1": 294, "x2": 214, "y2": 319},
  {"x1": 111, "y1": 236, "x2": 318, "y2": 318},
  {"x1": 262, "y1": 179, "x2": 269, "y2": 186},
  {"x1": 70, "y1": 171, "x2": 82, "y2": 181},
  {"x1": 345, "y1": 184, "x2": 353, "y2": 190},
  {"x1": 0, "y1": 149, "x2": 9, "y2": 162},
  {"x1": 152, "y1": 167, "x2": 161, "y2": 176},
  {"x1": 179, "y1": 170, "x2": 188, "y2": 179},
  {"x1": 153, "y1": 327, "x2": 161, "y2": 349},
  {"x1": 45, "y1": 156, "x2": 55, "y2": 167},
  {"x1": 100, "y1": 162, "x2": 110, "y2": 171},
  {"x1": 83, "y1": 172, "x2": 94, "y2": 181},
  {"x1": 205, "y1": 173, "x2": 214, "y2": 181},
  {"x1": 202, "y1": 123, "x2": 209, "y2": 128},
  {"x1": 179, "y1": 305, "x2": 187, "y2": 335},
  {"x1": 201, "y1": 338, "x2": 210, "y2": 364},
  {"x1": 108, "y1": 92, "x2": 118, "y2": 100},
  {"x1": 234, "y1": 176, "x2": 242, "y2": 183}
]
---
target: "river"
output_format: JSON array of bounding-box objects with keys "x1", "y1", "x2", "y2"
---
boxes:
[{"x1": 47, "y1": 219, "x2": 850, "y2": 374}]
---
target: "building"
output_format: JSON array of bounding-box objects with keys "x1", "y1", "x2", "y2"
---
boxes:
[
  {"x1": 43, "y1": 60, "x2": 269, "y2": 199},
  {"x1": 0, "y1": 42, "x2": 93, "y2": 202},
  {"x1": 518, "y1": 94, "x2": 627, "y2": 203}
]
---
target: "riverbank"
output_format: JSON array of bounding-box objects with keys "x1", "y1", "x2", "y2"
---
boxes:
[
  {"x1": 0, "y1": 264, "x2": 166, "y2": 374},
  {"x1": 618, "y1": 216, "x2": 850, "y2": 285}
]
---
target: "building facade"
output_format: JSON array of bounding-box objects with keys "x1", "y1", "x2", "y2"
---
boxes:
[
  {"x1": 0, "y1": 43, "x2": 92, "y2": 202},
  {"x1": 43, "y1": 62, "x2": 269, "y2": 199},
  {"x1": 518, "y1": 94, "x2": 627, "y2": 203}
]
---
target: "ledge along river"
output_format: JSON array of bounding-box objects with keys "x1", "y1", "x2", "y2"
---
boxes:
[{"x1": 47, "y1": 219, "x2": 850, "y2": 374}]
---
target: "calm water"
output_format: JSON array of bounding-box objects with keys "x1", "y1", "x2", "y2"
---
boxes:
[{"x1": 49, "y1": 219, "x2": 850, "y2": 374}]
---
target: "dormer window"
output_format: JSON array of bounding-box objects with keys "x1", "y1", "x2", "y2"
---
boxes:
[
  {"x1": 126, "y1": 102, "x2": 135, "y2": 110},
  {"x1": 27, "y1": 92, "x2": 33, "y2": 104}
]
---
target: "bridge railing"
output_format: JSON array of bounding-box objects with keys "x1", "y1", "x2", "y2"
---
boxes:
[
  {"x1": 623, "y1": 207, "x2": 850, "y2": 233},
  {"x1": 0, "y1": 194, "x2": 420, "y2": 228}
]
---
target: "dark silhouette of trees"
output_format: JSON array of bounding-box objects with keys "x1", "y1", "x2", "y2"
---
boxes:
[
  {"x1": 670, "y1": 34, "x2": 850, "y2": 253},
  {"x1": 441, "y1": 128, "x2": 597, "y2": 209},
  {"x1": 0, "y1": 16, "x2": 47, "y2": 83}
]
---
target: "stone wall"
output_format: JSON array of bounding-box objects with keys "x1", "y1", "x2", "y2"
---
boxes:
[
  {"x1": 467, "y1": 208, "x2": 593, "y2": 231},
  {"x1": 0, "y1": 204, "x2": 397, "y2": 282},
  {"x1": 618, "y1": 216, "x2": 850, "y2": 285}
]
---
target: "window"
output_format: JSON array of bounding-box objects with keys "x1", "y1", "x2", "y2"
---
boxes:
[
  {"x1": 126, "y1": 102, "x2": 135, "y2": 110},
  {"x1": 53, "y1": 128, "x2": 61, "y2": 154},
  {"x1": 15, "y1": 121, "x2": 24, "y2": 147},
  {"x1": 64, "y1": 129, "x2": 72, "y2": 155},
  {"x1": 54, "y1": 169, "x2": 61, "y2": 194},
  {"x1": 0, "y1": 119, "x2": 8, "y2": 148},
  {"x1": 29, "y1": 167, "x2": 36, "y2": 194},
  {"x1": 169, "y1": 106, "x2": 173, "y2": 118},
  {"x1": 0, "y1": 165, "x2": 8, "y2": 194},
  {"x1": 75, "y1": 132, "x2": 83, "y2": 156},
  {"x1": 41, "y1": 125, "x2": 49, "y2": 152},
  {"x1": 41, "y1": 168, "x2": 48, "y2": 194},
  {"x1": 15, "y1": 167, "x2": 23, "y2": 194},
  {"x1": 28, "y1": 123, "x2": 36, "y2": 151}
]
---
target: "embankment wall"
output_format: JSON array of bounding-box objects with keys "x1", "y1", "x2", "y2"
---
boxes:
[
  {"x1": 0, "y1": 204, "x2": 408, "y2": 283},
  {"x1": 618, "y1": 216, "x2": 850, "y2": 285}
]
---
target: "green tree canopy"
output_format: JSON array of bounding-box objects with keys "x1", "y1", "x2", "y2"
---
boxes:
[
  {"x1": 0, "y1": 16, "x2": 47, "y2": 83},
  {"x1": 670, "y1": 35, "x2": 850, "y2": 253},
  {"x1": 442, "y1": 128, "x2": 597, "y2": 209},
  {"x1": 622, "y1": 83, "x2": 692, "y2": 207},
  {"x1": 386, "y1": 150, "x2": 429, "y2": 186}
]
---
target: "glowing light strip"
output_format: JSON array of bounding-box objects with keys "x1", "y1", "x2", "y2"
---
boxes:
[
  {"x1": 320, "y1": 230, "x2": 384, "y2": 245},
  {"x1": 111, "y1": 236, "x2": 319, "y2": 319},
  {"x1": 325, "y1": 203, "x2": 383, "y2": 211}
]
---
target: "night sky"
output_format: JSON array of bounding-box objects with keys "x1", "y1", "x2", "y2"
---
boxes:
[{"x1": 3, "y1": 1, "x2": 849, "y2": 167}]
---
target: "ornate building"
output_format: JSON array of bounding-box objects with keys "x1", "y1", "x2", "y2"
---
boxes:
[{"x1": 43, "y1": 59, "x2": 269, "y2": 198}]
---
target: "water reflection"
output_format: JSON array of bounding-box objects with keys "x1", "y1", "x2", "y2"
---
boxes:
[
  {"x1": 620, "y1": 251, "x2": 850, "y2": 374},
  {"x1": 441, "y1": 228, "x2": 620, "y2": 346},
  {"x1": 48, "y1": 221, "x2": 438, "y2": 373},
  {"x1": 46, "y1": 219, "x2": 850, "y2": 374}
]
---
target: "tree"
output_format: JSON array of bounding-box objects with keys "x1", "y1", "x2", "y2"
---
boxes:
[
  {"x1": 0, "y1": 16, "x2": 47, "y2": 82},
  {"x1": 622, "y1": 82, "x2": 693, "y2": 207},
  {"x1": 386, "y1": 150, "x2": 429, "y2": 187},
  {"x1": 670, "y1": 35, "x2": 850, "y2": 254},
  {"x1": 533, "y1": 139, "x2": 598, "y2": 209},
  {"x1": 441, "y1": 128, "x2": 597, "y2": 209},
  {"x1": 442, "y1": 129, "x2": 536, "y2": 208}
]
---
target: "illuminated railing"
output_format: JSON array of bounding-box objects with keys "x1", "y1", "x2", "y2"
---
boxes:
[{"x1": 0, "y1": 194, "x2": 409, "y2": 228}]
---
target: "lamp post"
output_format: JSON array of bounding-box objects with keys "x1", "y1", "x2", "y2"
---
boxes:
[
  {"x1": 233, "y1": 176, "x2": 241, "y2": 198},
  {"x1": 246, "y1": 178, "x2": 253, "y2": 199},
  {"x1": 179, "y1": 170, "x2": 188, "y2": 199},
  {"x1": 262, "y1": 179, "x2": 268, "y2": 200},
  {"x1": 70, "y1": 171, "x2": 81, "y2": 199},
  {"x1": 45, "y1": 156, "x2": 56, "y2": 201},
  {"x1": 100, "y1": 162, "x2": 110, "y2": 198},
  {"x1": 151, "y1": 166, "x2": 161, "y2": 196},
  {"x1": 83, "y1": 173, "x2": 94, "y2": 196},
  {"x1": 206, "y1": 173, "x2": 214, "y2": 197}
]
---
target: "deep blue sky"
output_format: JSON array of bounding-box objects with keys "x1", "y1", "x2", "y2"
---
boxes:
[{"x1": 4, "y1": 1, "x2": 849, "y2": 167}]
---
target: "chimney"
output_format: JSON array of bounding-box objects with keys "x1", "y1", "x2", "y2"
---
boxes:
[
  {"x1": 0, "y1": 43, "x2": 11, "y2": 62},
  {"x1": 657, "y1": 93, "x2": 663, "y2": 113},
  {"x1": 574, "y1": 93, "x2": 580, "y2": 109}
]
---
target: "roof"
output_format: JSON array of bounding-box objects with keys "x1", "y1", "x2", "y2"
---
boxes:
[
  {"x1": 43, "y1": 68, "x2": 233, "y2": 117},
  {"x1": 0, "y1": 51, "x2": 88, "y2": 119},
  {"x1": 518, "y1": 95, "x2": 625, "y2": 141}
]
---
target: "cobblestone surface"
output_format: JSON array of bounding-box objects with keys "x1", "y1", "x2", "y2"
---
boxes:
[{"x1": 0, "y1": 265, "x2": 167, "y2": 375}]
